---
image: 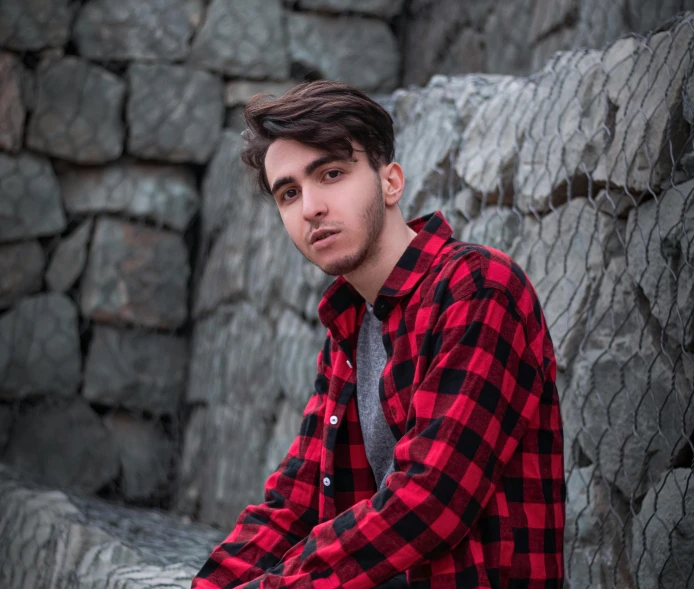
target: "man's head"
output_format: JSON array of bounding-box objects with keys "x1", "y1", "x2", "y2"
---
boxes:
[{"x1": 241, "y1": 80, "x2": 406, "y2": 278}]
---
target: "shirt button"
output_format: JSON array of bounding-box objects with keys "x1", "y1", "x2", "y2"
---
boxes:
[
  {"x1": 323, "y1": 476, "x2": 331, "y2": 487},
  {"x1": 346, "y1": 359, "x2": 353, "y2": 369},
  {"x1": 329, "y1": 415, "x2": 338, "y2": 425}
]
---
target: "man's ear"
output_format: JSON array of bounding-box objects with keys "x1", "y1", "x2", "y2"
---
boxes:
[{"x1": 381, "y1": 162, "x2": 405, "y2": 207}]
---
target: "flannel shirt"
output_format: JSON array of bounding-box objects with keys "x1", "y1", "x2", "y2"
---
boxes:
[{"x1": 193, "y1": 211, "x2": 565, "y2": 589}]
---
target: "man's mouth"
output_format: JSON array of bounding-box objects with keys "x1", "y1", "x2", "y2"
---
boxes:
[{"x1": 310, "y1": 229, "x2": 339, "y2": 244}]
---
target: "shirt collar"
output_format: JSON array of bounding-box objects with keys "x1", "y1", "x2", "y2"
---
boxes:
[{"x1": 318, "y1": 211, "x2": 453, "y2": 339}]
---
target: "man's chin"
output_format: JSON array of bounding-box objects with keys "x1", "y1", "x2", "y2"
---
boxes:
[{"x1": 318, "y1": 253, "x2": 365, "y2": 277}]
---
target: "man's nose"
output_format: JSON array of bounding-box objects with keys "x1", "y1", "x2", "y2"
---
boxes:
[{"x1": 302, "y1": 186, "x2": 327, "y2": 220}]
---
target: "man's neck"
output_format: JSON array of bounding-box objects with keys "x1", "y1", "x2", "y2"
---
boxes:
[{"x1": 343, "y1": 214, "x2": 417, "y2": 305}]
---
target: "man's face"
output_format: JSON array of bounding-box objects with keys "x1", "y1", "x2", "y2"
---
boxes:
[{"x1": 264, "y1": 138, "x2": 386, "y2": 276}]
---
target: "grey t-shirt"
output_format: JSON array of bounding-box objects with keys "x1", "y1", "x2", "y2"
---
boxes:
[{"x1": 356, "y1": 303, "x2": 397, "y2": 491}]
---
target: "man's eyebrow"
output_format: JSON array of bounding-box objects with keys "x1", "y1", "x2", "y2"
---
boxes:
[{"x1": 270, "y1": 155, "x2": 353, "y2": 196}]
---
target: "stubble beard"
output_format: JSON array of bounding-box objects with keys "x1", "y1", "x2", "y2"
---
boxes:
[{"x1": 315, "y1": 181, "x2": 385, "y2": 277}]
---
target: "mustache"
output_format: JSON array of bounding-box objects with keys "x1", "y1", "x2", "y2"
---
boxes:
[{"x1": 305, "y1": 222, "x2": 344, "y2": 241}]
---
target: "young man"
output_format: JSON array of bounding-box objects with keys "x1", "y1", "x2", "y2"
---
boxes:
[{"x1": 192, "y1": 81, "x2": 565, "y2": 589}]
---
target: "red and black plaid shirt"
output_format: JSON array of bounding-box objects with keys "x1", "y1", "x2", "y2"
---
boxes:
[{"x1": 193, "y1": 212, "x2": 565, "y2": 589}]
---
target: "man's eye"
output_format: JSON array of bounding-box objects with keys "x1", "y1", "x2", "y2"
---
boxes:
[
  {"x1": 282, "y1": 188, "x2": 298, "y2": 201},
  {"x1": 325, "y1": 170, "x2": 342, "y2": 180}
]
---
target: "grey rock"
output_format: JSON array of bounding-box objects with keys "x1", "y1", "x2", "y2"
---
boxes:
[
  {"x1": 225, "y1": 80, "x2": 295, "y2": 107},
  {"x1": 627, "y1": 0, "x2": 694, "y2": 35},
  {"x1": 174, "y1": 405, "x2": 206, "y2": 518},
  {"x1": 483, "y1": 0, "x2": 534, "y2": 75},
  {"x1": 510, "y1": 199, "x2": 614, "y2": 370},
  {"x1": 104, "y1": 412, "x2": 173, "y2": 502},
  {"x1": 80, "y1": 218, "x2": 189, "y2": 329},
  {"x1": 594, "y1": 188, "x2": 638, "y2": 219},
  {"x1": 127, "y1": 64, "x2": 224, "y2": 164},
  {"x1": 183, "y1": 0, "x2": 206, "y2": 29},
  {"x1": 59, "y1": 162, "x2": 199, "y2": 232},
  {"x1": 0, "y1": 293, "x2": 81, "y2": 400},
  {"x1": 529, "y1": 26, "x2": 576, "y2": 74},
  {"x1": 0, "y1": 405, "x2": 11, "y2": 452},
  {"x1": 186, "y1": 303, "x2": 279, "y2": 527},
  {"x1": 565, "y1": 257, "x2": 694, "y2": 497},
  {"x1": 454, "y1": 187, "x2": 481, "y2": 223},
  {"x1": 190, "y1": 0, "x2": 289, "y2": 79},
  {"x1": 1, "y1": 399, "x2": 119, "y2": 493},
  {"x1": 460, "y1": 207, "x2": 523, "y2": 255},
  {"x1": 575, "y1": 0, "x2": 629, "y2": 49},
  {"x1": 393, "y1": 75, "x2": 508, "y2": 217},
  {"x1": 564, "y1": 466, "x2": 634, "y2": 589},
  {"x1": 0, "y1": 152, "x2": 66, "y2": 242},
  {"x1": 529, "y1": 0, "x2": 576, "y2": 42},
  {"x1": 632, "y1": 469, "x2": 694, "y2": 589},
  {"x1": 27, "y1": 58, "x2": 126, "y2": 164},
  {"x1": 73, "y1": 0, "x2": 193, "y2": 62},
  {"x1": 437, "y1": 29, "x2": 486, "y2": 77},
  {"x1": 516, "y1": 50, "x2": 610, "y2": 213},
  {"x1": 45, "y1": 219, "x2": 93, "y2": 293},
  {"x1": 0, "y1": 241, "x2": 44, "y2": 308},
  {"x1": 0, "y1": 466, "x2": 223, "y2": 589},
  {"x1": 0, "y1": 0, "x2": 75, "y2": 51},
  {"x1": 287, "y1": 12, "x2": 400, "y2": 92},
  {"x1": 593, "y1": 19, "x2": 693, "y2": 192},
  {"x1": 0, "y1": 52, "x2": 25, "y2": 153},
  {"x1": 83, "y1": 326, "x2": 188, "y2": 417},
  {"x1": 263, "y1": 400, "x2": 303, "y2": 482},
  {"x1": 625, "y1": 178, "x2": 694, "y2": 350},
  {"x1": 295, "y1": 0, "x2": 405, "y2": 18}
]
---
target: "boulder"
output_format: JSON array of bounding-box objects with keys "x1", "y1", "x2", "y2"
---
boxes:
[
  {"x1": 186, "y1": 303, "x2": 279, "y2": 527},
  {"x1": 529, "y1": 26, "x2": 576, "y2": 74},
  {"x1": 45, "y1": 219, "x2": 93, "y2": 292},
  {"x1": 174, "y1": 405, "x2": 206, "y2": 518},
  {"x1": 627, "y1": 0, "x2": 694, "y2": 35},
  {"x1": 59, "y1": 162, "x2": 199, "y2": 232},
  {"x1": 565, "y1": 257, "x2": 694, "y2": 497},
  {"x1": 529, "y1": 0, "x2": 576, "y2": 43},
  {"x1": 593, "y1": 18, "x2": 693, "y2": 192},
  {"x1": 482, "y1": 0, "x2": 534, "y2": 75},
  {"x1": 625, "y1": 178, "x2": 694, "y2": 350},
  {"x1": 515, "y1": 50, "x2": 611, "y2": 214},
  {"x1": 0, "y1": 0, "x2": 75, "y2": 50},
  {"x1": 632, "y1": 469, "x2": 694, "y2": 589},
  {"x1": 0, "y1": 293, "x2": 81, "y2": 400},
  {"x1": 126, "y1": 64, "x2": 223, "y2": 164},
  {"x1": 262, "y1": 400, "x2": 303, "y2": 482},
  {"x1": 26, "y1": 58, "x2": 126, "y2": 164},
  {"x1": 83, "y1": 326, "x2": 188, "y2": 417},
  {"x1": 190, "y1": 0, "x2": 289, "y2": 79},
  {"x1": 295, "y1": 0, "x2": 404, "y2": 17},
  {"x1": 287, "y1": 12, "x2": 400, "y2": 92},
  {"x1": 459, "y1": 207, "x2": 523, "y2": 255},
  {"x1": 73, "y1": 0, "x2": 193, "y2": 62},
  {"x1": 104, "y1": 412, "x2": 173, "y2": 502},
  {"x1": 225, "y1": 80, "x2": 295, "y2": 107},
  {"x1": 80, "y1": 218, "x2": 189, "y2": 329},
  {"x1": 0, "y1": 466, "x2": 223, "y2": 589},
  {"x1": 0, "y1": 52, "x2": 25, "y2": 153},
  {"x1": 574, "y1": 0, "x2": 629, "y2": 49},
  {"x1": 0, "y1": 405, "x2": 11, "y2": 452},
  {"x1": 437, "y1": 29, "x2": 486, "y2": 77},
  {"x1": 0, "y1": 152, "x2": 66, "y2": 242},
  {"x1": 0, "y1": 241, "x2": 44, "y2": 308},
  {"x1": 1, "y1": 399, "x2": 119, "y2": 493}
]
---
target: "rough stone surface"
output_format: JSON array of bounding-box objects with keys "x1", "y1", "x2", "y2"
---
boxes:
[
  {"x1": 564, "y1": 466, "x2": 634, "y2": 589},
  {"x1": 510, "y1": 199, "x2": 615, "y2": 370},
  {"x1": 0, "y1": 152, "x2": 65, "y2": 242},
  {"x1": 0, "y1": 293, "x2": 81, "y2": 400},
  {"x1": 225, "y1": 80, "x2": 295, "y2": 107},
  {"x1": 565, "y1": 257, "x2": 694, "y2": 497},
  {"x1": 262, "y1": 400, "x2": 303, "y2": 482},
  {"x1": 190, "y1": 0, "x2": 289, "y2": 79},
  {"x1": 0, "y1": 241, "x2": 44, "y2": 308},
  {"x1": 0, "y1": 405, "x2": 11, "y2": 452},
  {"x1": 593, "y1": 20, "x2": 693, "y2": 192},
  {"x1": 625, "y1": 178, "x2": 694, "y2": 350},
  {"x1": 0, "y1": 0, "x2": 75, "y2": 50},
  {"x1": 127, "y1": 64, "x2": 223, "y2": 164},
  {"x1": 460, "y1": 207, "x2": 523, "y2": 255},
  {"x1": 45, "y1": 219, "x2": 93, "y2": 293},
  {"x1": 80, "y1": 218, "x2": 189, "y2": 329},
  {"x1": 83, "y1": 326, "x2": 188, "y2": 417},
  {"x1": 186, "y1": 303, "x2": 279, "y2": 527},
  {"x1": 529, "y1": 0, "x2": 577, "y2": 43},
  {"x1": 1, "y1": 400, "x2": 119, "y2": 493},
  {"x1": 594, "y1": 188, "x2": 637, "y2": 218},
  {"x1": 296, "y1": 0, "x2": 405, "y2": 17},
  {"x1": 104, "y1": 412, "x2": 173, "y2": 502},
  {"x1": 0, "y1": 466, "x2": 223, "y2": 589},
  {"x1": 287, "y1": 12, "x2": 400, "y2": 92},
  {"x1": 73, "y1": 0, "x2": 193, "y2": 62},
  {"x1": 60, "y1": 162, "x2": 199, "y2": 232},
  {"x1": 27, "y1": 58, "x2": 126, "y2": 164},
  {"x1": 0, "y1": 52, "x2": 25, "y2": 153},
  {"x1": 632, "y1": 469, "x2": 694, "y2": 589},
  {"x1": 515, "y1": 50, "x2": 610, "y2": 213},
  {"x1": 574, "y1": 0, "x2": 629, "y2": 49},
  {"x1": 437, "y1": 29, "x2": 486, "y2": 77},
  {"x1": 483, "y1": 0, "x2": 534, "y2": 75},
  {"x1": 174, "y1": 405, "x2": 206, "y2": 518},
  {"x1": 627, "y1": 0, "x2": 694, "y2": 35}
]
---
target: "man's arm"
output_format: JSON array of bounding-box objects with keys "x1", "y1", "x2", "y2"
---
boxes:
[
  {"x1": 211, "y1": 285, "x2": 552, "y2": 589},
  {"x1": 191, "y1": 337, "x2": 332, "y2": 589}
]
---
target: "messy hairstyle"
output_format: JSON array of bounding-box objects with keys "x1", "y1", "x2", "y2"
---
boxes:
[{"x1": 242, "y1": 80, "x2": 395, "y2": 196}]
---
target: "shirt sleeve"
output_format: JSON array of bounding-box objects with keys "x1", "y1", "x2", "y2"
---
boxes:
[
  {"x1": 191, "y1": 337, "x2": 332, "y2": 589},
  {"x1": 215, "y1": 286, "x2": 545, "y2": 589}
]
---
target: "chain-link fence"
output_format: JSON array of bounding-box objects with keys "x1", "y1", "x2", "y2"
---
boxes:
[{"x1": 1, "y1": 1, "x2": 694, "y2": 588}]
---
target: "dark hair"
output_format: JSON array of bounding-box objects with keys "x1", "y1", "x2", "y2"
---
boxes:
[{"x1": 241, "y1": 80, "x2": 395, "y2": 196}]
